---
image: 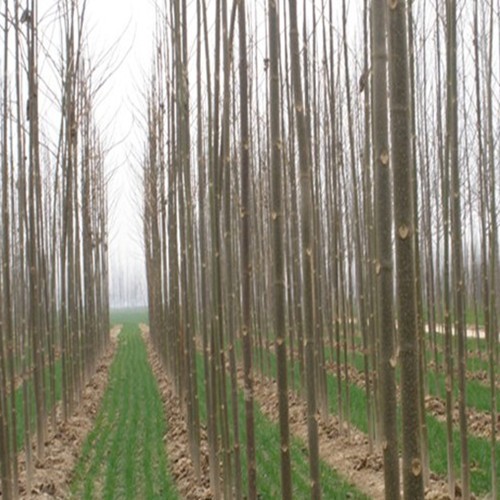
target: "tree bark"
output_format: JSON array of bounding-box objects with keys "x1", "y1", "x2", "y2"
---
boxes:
[{"x1": 387, "y1": 1, "x2": 424, "y2": 498}]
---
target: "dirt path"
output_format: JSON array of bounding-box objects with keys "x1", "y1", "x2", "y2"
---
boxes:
[
  {"x1": 427, "y1": 324, "x2": 499, "y2": 341},
  {"x1": 16, "y1": 325, "x2": 122, "y2": 499},
  {"x1": 140, "y1": 324, "x2": 213, "y2": 500}
]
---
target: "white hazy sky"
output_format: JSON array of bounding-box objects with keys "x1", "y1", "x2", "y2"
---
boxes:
[{"x1": 85, "y1": 0, "x2": 157, "y2": 303}]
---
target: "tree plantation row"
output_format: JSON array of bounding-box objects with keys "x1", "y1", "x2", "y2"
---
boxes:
[
  {"x1": 0, "y1": 1, "x2": 110, "y2": 498},
  {"x1": 141, "y1": 0, "x2": 498, "y2": 499},
  {"x1": 0, "y1": 0, "x2": 498, "y2": 500}
]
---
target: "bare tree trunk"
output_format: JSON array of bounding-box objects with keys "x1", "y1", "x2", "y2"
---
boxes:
[
  {"x1": 287, "y1": 0, "x2": 320, "y2": 496},
  {"x1": 435, "y1": 0, "x2": 455, "y2": 493},
  {"x1": 238, "y1": 1, "x2": 257, "y2": 497},
  {"x1": 371, "y1": 2, "x2": 401, "y2": 498},
  {"x1": 1, "y1": 1, "x2": 14, "y2": 495},
  {"x1": 268, "y1": 0, "x2": 292, "y2": 496},
  {"x1": 27, "y1": 0, "x2": 48, "y2": 458},
  {"x1": 484, "y1": 3, "x2": 498, "y2": 497},
  {"x1": 407, "y1": 2, "x2": 429, "y2": 484},
  {"x1": 387, "y1": 1, "x2": 424, "y2": 498},
  {"x1": 445, "y1": 1, "x2": 469, "y2": 497}
]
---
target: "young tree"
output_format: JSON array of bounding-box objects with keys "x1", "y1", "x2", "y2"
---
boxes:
[
  {"x1": 446, "y1": 1, "x2": 469, "y2": 497},
  {"x1": 371, "y1": 2, "x2": 401, "y2": 498},
  {"x1": 1, "y1": 2, "x2": 15, "y2": 496},
  {"x1": 268, "y1": 0, "x2": 292, "y2": 497},
  {"x1": 238, "y1": 1, "x2": 257, "y2": 497},
  {"x1": 287, "y1": 0, "x2": 320, "y2": 496},
  {"x1": 387, "y1": 1, "x2": 424, "y2": 498}
]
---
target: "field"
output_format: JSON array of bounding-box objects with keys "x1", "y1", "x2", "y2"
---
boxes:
[
  {"x1": 0, "y1": 1, "x2": 498, "y2": 499},
  {"x1": 0, "y1": 308, "x2": 495, "y2": 499}
]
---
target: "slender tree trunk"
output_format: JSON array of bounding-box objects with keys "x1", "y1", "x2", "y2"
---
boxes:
[
  {"x1": 268, "y1": 0, "x2": 292, "y2": 496},
  {"x1": 387, "y1": 1, "x2": 424, "y2": 498},
  {"x1": 371, "y1": 2, "x2": 401, "y2": 498},
  {"x1": 238, "y1": 1, "x2": 257, "y2": 497},
  {"x1": 445, "y1": 2, "x2": 469, "y2": 497},
  {"x1": 287, "y1": 0, "x2": 320, "y2": 496},
  {"x1": 1, "y1": 2, "x2": 14, "y2": 495}
]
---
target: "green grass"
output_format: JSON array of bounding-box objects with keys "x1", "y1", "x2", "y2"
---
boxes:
[
  {"x1": 465, "y1": 309, "x2": 485, "y2": 328},
  {"x1": 428, "y1": 348, "x2": 492, "y2": 375},
  {"x1": 326, "y1": 340, "x2": 500, "y2": 412},
  {"x1": 110, "y1": 307, "x2": 149, "y2": 326},
  {"x1": 70, "y1": 324, "x2": 178, "y2": 500},
  {"x1": 194, "y1": 352, "x2": 369, "y2": 499},
  {"x1": 9, "y1": 359, "x2": 63, "y2": 448},
  {"x1": 426, "y1": 371, "x2": 499, "y2": 413},
  {"x1": 431, "y1": 330, "x2": 491, "y2": 355},
  {"x1": 332, "y1": 348, "x2": 498, "y2": 414},
  {"x1": 11, "y1": 309, "x2": 148, "y2": 437},
  {"x1": 422, "y1": 308, "x2": 486, "y2": 329},
  {"x1": 349, "y1": 329, "x2": 492, "y2": 366}
]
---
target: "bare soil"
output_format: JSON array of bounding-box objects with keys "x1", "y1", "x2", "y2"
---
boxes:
[
  {"x1": 13, "y1": 325, "x2": 121, "y2": 499},
  {"x1": 140, "y1": 324, "x2": 213, "y2": 500}
]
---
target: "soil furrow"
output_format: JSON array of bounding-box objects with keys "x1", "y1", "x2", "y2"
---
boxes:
[{"x1": 140, "y1": 324, "x2": 213, "y2": 500}]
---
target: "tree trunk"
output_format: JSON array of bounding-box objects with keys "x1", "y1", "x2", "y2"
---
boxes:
[
  {"x1": 387, "y1": 1, "x2": 424, "y2": 498},
  {"x1": 371, "y1": 2, "x2": 401, "y2": 498}
]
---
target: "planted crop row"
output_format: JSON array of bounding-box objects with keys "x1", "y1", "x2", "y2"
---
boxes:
[{"x1": 70, "y1": 324, "x2": 178, "y2": 500}]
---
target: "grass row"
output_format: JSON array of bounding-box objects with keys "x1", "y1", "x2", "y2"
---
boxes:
[
  {"x1": 194, "y1": 351, "x2": 369, "y2": 499},
  {"x1": 70, "y1": 323, "x2": 178, "y2": 500},
  {"x1": 8, "y1": 311, "x2": 130, "y2": 450},
  {"x1": 259, "y1": 348, "x2": 498, "y2": 497},
  {"x1": 105, "y1": 311, "x2": 368, "y2": 498},
  {"x1": 334, "y1": 348, "x2": 499, "y2": 414},
  {"x1": 9, "y1": 359, "x2": 63, "y2": 449},
  {"x1": 349, "y1": 330, "x2": 493, "y2": 373},
  {"x1": 106, "y1": 309, "x2": 495, "y2": 496},
  {"x1": 108, "y1": 310, "x2": 369, "y2": 497}
]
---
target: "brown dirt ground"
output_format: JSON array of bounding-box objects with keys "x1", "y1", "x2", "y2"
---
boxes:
[
  {"x1": 140, "y1": 324, "x2": 213, "y2": 500},
  {"x1": 11, "y1": 325, "x2": 122, "y2": 499}
]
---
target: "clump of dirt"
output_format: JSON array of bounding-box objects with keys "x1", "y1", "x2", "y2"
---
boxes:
[
  {"x1": 325, "y1": 360, "x2": 368, "y2": 388},
  {"x1": 13, "y1": 325, "x2": 122, "y2": 499},
  {"x1": 140, "y1": 324, "x2": 213, "y2": 500},
  {"x1": 425, "y1": 395, "x2": 499, "y2": 440},
  {"x1": 465, "y1": 369, "x2": 500, "y2": 390}
]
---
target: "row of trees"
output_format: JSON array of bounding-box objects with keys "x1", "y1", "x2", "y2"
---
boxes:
[
  {"x1": 0, "y1": 2, "x2": 109, "y2": 498},
  {"x1": 143, "y1": 0, "x2": 498, "y2": 498}
]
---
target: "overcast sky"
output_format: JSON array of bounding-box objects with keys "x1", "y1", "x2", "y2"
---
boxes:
[{"x1": 84, "y1": 0, "x2": 157, "y2": 305}]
